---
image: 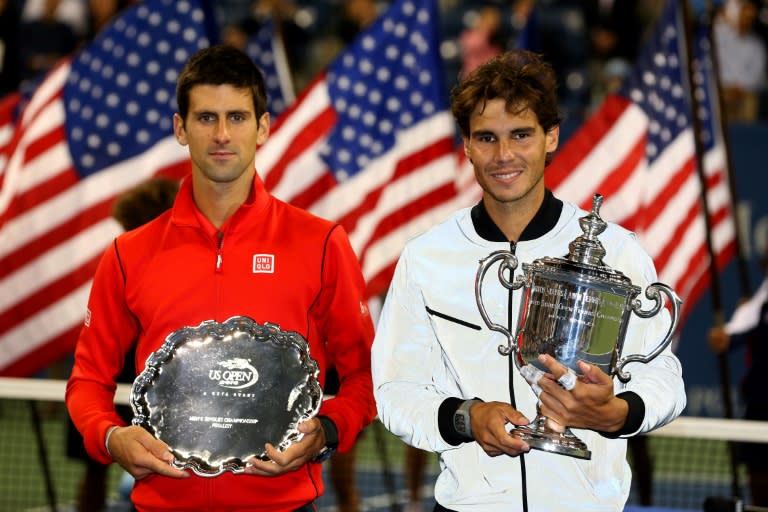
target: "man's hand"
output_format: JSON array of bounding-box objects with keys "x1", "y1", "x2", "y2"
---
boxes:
[
  {"x1": 107, "y1": 425, "x2": 189, "y2": 480},
  {"x1": 534, "y1": 354, "x2": 628, "y2": 434},
  {"x1": 244, "y1": 417, "x2": 326, "y2": 476},
  {"x1": 468, "y1": 401, "x2": 531, "y2": 457}
]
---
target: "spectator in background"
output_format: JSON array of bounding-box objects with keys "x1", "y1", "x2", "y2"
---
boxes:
[
  {"x1": 324, "y1": 366, "x2": 362, "y2": 512},
  {"x1": 220, "y1": 0, "x2": 314, "y2": 93},
  {"x1": 336, "y1": 0, "x2": 381, "y2": 46},
  {"x1": 404, "y1": 446, "x2": 430, "y2": 512},
  {"x1": 714, "y1": 0, "x2": 767, "y2": 122},
  {"x1": 458, "y1": 4, "x2": 505, "y2": 79},
  {"x1": 87, "y1": 0, "x2": 138, "y2": 37},
  {"x1": 506, "y1": 0, "x2": 538, "y2": 51},
  {"x1": 11, "y1": 0, "x2": 136, "y2": 93},
  {"x1": 21, "y1": 0, "x2": 90, "y2": 38},
  {"x1": 17, "y1": 0, "x2": 82, "y2": 85},
  {"x1": 309, "y1": 0, "x2": 381, "y2": 85},
  {"x1": 708, "y1": 239, "x2": 768, "y2": 506},
  {"x1": 582, "y1": 0, "x2": 646, "y2": 106}
]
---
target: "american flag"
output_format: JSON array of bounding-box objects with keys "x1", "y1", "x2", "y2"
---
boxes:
[
  {"x1": 544, "y1": 0, "x2": 735, "y2": 320},
  {"x1": 0, "y1": 0, "x2": 210, "y2": 376},
  {"x1": 255, "y1": 0, "x2": 461, "y2": 297}
]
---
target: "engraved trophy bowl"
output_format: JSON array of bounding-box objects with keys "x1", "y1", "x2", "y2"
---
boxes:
[
  {"x1": 130, "y1": 316, "x2": 322, "y2": 477},
  {"x1": 475, "y1": 194, "x2": 681, "y2": 460}
]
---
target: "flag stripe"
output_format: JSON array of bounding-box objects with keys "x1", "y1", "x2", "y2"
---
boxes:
[
  {"x1": 0, "y1": 193, "x2": 111, "y2": 280},
  {"x1": 0, "y1": 284, "x2": 92, "y2": 375}
]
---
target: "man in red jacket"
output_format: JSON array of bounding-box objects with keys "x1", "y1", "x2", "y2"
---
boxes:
[{"x1": 66, "y1": 44, "x2": 376, "y2": 511}]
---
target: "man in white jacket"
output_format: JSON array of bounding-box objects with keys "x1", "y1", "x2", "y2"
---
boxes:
[
  {"x1": 709, "y1": 243, "x2": 768, "y2": 506},
  {"x1": 371, "y1": 50, "x2": 686, "y2": 511}
]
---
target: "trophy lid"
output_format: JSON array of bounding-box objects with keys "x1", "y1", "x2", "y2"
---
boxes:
[{"x1": 569, "y1": 194, "x2": 607, "y2": 266}]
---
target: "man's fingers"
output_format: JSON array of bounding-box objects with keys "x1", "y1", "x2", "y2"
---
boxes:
[
  {"x1": 145, "y1": 440, "x2": 176, "y2": 464},
  {"x1": 471, "y1": 402, "x2": 532, "y2": 457},
  {"x1": 556, "y1": 369, "x2": 577, "y2": 390},
  {"x1": 136, "y1": 441, "x2": 188, "y2": 479},
  {"x1": 244, "y1": 456, "x2": 280, "y2": 476},
  {"x1": 576, "y1": 360, "x2": 610, "y2": 385},
  {"x1": 143, "y1": 457, "x2": 189, "y2": 479}
]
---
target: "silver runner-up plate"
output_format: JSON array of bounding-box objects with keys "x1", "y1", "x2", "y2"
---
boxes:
[{"x1": 130, "y1": 316, "x2": 323, "y2": 477}]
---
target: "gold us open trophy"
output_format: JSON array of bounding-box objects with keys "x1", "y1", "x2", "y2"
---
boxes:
[{"x1": 475, "y1": 194, "x2": 681, "y2": 460}]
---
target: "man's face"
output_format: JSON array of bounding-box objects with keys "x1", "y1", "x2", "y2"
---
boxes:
[
  {"x1": 463, "y1": 98, "x2": 558, "y2": 207},
  {"x1": 173, "y1": 84, "x2": 269, "y2": 186}
]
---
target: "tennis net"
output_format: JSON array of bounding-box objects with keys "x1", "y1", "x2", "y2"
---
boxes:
[{"x1": 1, "y1": 376, "x2": 767, "y2": 511}]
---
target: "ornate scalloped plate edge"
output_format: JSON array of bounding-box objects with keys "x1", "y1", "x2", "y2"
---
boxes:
[{"x1": 130, "y1": 316, "x2": 323, "y2": 477}]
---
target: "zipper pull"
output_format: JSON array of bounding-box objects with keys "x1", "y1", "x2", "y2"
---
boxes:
[{"x1": 216, "y1": 231, "x2": 224, "y2": 271}]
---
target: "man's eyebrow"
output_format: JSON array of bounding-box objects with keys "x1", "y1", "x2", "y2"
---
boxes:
[
  {"x1": 191, "y1": 109, "x2": 252, "y2": 116},
  {"x1": 470, "y1": 127, "x2": 535, "y2": 137}
]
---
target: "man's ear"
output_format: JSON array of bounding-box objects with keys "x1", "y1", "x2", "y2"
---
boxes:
[
  {"x1": 545, "y1": 125, "x2": 560, "y2": 153},
  {"x1": 173, "y1": 113, "x2": 187, "y2": 146},
  {"x1": 463, "y1": 139, "x2": 474, "y2": 164},
  {"x1": 256, "y1": 112, "x2": 270, "y2": 146}
]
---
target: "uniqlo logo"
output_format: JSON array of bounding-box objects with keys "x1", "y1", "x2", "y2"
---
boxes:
[{"x1": 252, "y1": 254, "x2": 275, "y2": 273}]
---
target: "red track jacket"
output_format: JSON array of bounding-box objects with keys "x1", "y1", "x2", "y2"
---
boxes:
[{"x1": 66, "y1": 174, "x2": 376, "y2": 510}]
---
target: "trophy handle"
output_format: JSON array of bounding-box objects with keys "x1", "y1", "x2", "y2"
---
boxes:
[
  {"x1": 615, "y1": 282, "x2": 682, "y2": 382},
  {"x1": 475, "y1": 250, "x2": 525, "y2": 357}
]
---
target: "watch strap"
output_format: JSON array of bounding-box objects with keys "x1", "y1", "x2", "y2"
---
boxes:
[{"x1": 313, "y1": 415, "x2": 339, "y2": 462}]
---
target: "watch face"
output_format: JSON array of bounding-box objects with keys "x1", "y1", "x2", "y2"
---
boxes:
[{"x1": 454, "y1": 414, "x2": 468, "y2": 435}]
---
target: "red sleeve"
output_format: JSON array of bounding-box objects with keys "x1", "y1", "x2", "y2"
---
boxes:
[
  {"x1": 314, "y1": 225, "x2": 376, "y2": 453},
  {"x1": 65, "y1": 239, "x2": 139, "y2": 463}
]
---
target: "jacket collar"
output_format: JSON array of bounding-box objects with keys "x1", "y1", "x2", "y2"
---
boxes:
[
  {"x1": 171, "y1": 172, "x2": 271, "y2": 235},
  {"x1": 471, "y1": 189, "x2": 563, "y2": 243}
]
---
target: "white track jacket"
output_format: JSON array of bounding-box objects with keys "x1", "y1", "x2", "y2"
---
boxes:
[{"x1": 371, "y1": 197, "x2": 686, "y2": 511}]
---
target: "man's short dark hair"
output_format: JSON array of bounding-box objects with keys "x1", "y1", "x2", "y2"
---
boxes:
[{"x1": 176, "y1": 44, "x2": 268, "y2": 122}]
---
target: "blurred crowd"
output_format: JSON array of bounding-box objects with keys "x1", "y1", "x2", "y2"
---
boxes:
[{"x1": 1, "y1": 0, "x2": 768, "y2": 123}]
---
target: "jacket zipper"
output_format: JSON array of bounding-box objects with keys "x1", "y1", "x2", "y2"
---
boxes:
[
  {"x1": 216, "y1": 231, "x2": 224, "y2": 273},
  {"x1": 507, "y1": 239, "x2": 518, "y2": 409}
]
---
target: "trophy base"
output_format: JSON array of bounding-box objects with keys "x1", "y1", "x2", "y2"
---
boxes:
[{"x1": 511, "y1": 417, "x2": 591, "y2": 460}]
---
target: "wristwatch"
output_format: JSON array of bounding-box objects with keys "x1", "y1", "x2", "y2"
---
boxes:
[
  {"x1": 453, "y1": 399, "x2": 481, "y2": 441},
  {"x1": 313, "y1": 416, "x2": 339, "y2": 462}
]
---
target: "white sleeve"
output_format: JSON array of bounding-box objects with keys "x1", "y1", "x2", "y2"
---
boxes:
[
  {"x1": 371, "y1": 247, "x2": 459, "y2": 453},
  {"x1": 610, "y1": 233, "x2": 687, "y2": 435},
  {"x1": 724, "y1": 279, "x2": 768, "y2": 336}
]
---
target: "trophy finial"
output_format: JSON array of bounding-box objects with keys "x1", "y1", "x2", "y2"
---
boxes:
[{"x1": 568, "y1": 194, "x2": 607, "y2": 265}]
